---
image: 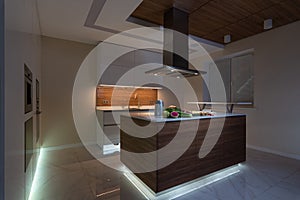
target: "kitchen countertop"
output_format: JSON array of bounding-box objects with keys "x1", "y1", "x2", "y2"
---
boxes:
[
  {"x1": 126, "y1": 112, "x2": 246, "y2": 122},
  {"x1": 96, "y1": 106, "x2": 154, "y2": 111}
]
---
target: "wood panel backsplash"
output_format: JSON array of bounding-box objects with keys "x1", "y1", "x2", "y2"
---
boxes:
[{"x1": 96, "y1": 86, "x2": 158, "y2": 106}]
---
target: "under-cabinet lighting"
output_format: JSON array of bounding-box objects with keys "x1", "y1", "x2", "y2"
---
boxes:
[{"x1": 99, "y1": 84, "x2": 162, "y2": 90}]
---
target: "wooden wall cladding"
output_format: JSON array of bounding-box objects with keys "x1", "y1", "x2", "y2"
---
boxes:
[{"x1": 96, "y1": 86, "x2": 157, "y2": 106}]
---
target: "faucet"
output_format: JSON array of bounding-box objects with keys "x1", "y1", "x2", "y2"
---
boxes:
[{"x1": 134, "y1": 93, "x2": 140, "y2": 109}]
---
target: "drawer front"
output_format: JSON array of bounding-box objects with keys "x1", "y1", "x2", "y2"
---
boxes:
[
  {"x1": 103, "y1": 125, "x2": 120, "y2": 144},
  {"x1": 103, "y1": 112, "x2": 122, "y2": 125}
]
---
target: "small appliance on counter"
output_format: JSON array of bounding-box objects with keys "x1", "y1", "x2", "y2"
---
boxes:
[{"x1": 154, "y1": 100, "x2": 164, "y2": 117}]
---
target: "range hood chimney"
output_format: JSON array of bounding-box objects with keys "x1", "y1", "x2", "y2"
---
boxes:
[{"x1": 146, "y1": 7, "x2": 206, "y2": 78}]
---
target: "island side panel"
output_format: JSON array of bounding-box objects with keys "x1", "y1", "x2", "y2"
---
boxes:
[
  {"x1": 156, "y1": 120, "x2": 200, "y2": 192},
  {"x1": 120, "y1": 116, "x2": 158, "y2": 192},
  {"x1": 193, "y1": 118, "x2": 225, "y2": 179},
  {"x1": 193, "y1": 116, "x2": 246, "y2": 179},
  {"x1": 221, "y1": 116, "x2": 246, "y2": 167},
  {"x1": 157, "y1": 116, "x2": 246, "y2": 192}
]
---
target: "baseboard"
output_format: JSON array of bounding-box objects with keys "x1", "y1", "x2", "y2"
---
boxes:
[
  {"x1": 247, "y1": 144, "x2": 300, "y2": 160},
  {"x1": 42, "y1": 142, "x2": 97, "y2": 152}
]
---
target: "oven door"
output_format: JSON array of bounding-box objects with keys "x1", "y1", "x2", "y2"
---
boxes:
[{"x1": 24, "y1": 64, "x2": 33, "y2": 113}]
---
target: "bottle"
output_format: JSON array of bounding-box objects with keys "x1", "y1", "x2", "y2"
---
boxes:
[{"x1": 155, "y1": 100, "x2": 164, "y2": 117}]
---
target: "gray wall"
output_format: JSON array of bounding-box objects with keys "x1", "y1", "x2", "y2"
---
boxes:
[
  {"x1": 41, "y1": 36, "x2": 95, "y2": 148},
  {"x1": 5, "y1": 0, "x2": 42, "y2": 199},
  {"x1": 211, "y1": 21, "x2": 300, "y2": 159},
  {"x1": 41, "y1": 40, "x2": 176, "y2": 148}
]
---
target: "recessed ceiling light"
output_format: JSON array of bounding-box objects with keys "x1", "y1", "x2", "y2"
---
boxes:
[
  {"x1": 224, "y1": 34, "x2": 231, "y2": 44},
  {"x1": 264, "y1": 19, "x2": 273, "y2": 30}
]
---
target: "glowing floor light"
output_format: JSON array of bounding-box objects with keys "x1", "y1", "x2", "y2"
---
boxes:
[
  {"x1": 28, "y1": 148, "x2": 44, "y2": 200},
  {"x1": 124, "y1": 164, "x2": 241, "y2": 200},
  {"x1": 124, "y1": 173, "x2": 151, "y2": 200}
]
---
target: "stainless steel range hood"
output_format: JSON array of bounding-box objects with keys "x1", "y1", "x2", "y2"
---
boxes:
[
  {"x1": 146, "y1": 7, "x2": 206, "y2": 78},
  {"x1": 145, "y1": 65, "x2": 199, "y2": 78}
]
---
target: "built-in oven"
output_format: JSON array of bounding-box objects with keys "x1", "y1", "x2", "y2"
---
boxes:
[
  {"x1": 36, "y1": 79, "x2": 41, "y2": 143},
  {"x1": 24, "y1": 64, "x2": 33, "y2": 113},
  {"x1": 25, "y1": 117, "x2": 33, "y2": 172}
]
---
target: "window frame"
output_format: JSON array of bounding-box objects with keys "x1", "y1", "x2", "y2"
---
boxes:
[{"x1": 205, "y1": 49, "x2": 254, "y2": 108}]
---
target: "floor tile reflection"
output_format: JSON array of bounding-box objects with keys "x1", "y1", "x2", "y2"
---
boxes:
[{"x1": 30, "y1": 146, "x2": 300, "y2": 200}]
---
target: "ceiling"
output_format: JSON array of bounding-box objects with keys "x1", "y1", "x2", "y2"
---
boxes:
[
  {"x1": 37, "y1": 0, "x2": 223, "y2": 53},
  {"x1": 131, "y1": 0, "x2": 300, "y2": 44},
  {"x1": 36, "y1": 0, "x2": 300, "y2": 49}
]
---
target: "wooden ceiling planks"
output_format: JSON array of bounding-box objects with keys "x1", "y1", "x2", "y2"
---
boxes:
[
  {"x1": 173, "y1": 0, "x2": 210, "y2": 13},
  {"x1": 131, "y1": 0, "x2": 300, "y2": 44},
  {"x1": 131, "y1": 0, "x2": 173, "y2": 25}
]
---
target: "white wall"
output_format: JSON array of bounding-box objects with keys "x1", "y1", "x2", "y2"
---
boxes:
[
  {"x1": 41, "y1": 36, "x2": 95, "y2": 148},
  {"x1": 5, "y1": 0, "x2": 42, "y2": 199},
  {"x1": 211, "y1": 21, "x2": 300, "y2": 158}
]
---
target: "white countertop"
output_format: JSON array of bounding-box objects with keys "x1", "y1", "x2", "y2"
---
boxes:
[
  {"x1": 126, "y1": 112, "x2": 246, "y2": 123},
  {"x1": 96, "y1": 105, "x2": 155, "y2": 111}
]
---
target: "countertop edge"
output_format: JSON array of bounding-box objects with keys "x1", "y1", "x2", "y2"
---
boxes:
[
  {"x1": 96, "y1": 106, "x2": 155, "y2": 112},
  {"x1": 122, "y1": 113, "x2": 246, "y2": 122}
]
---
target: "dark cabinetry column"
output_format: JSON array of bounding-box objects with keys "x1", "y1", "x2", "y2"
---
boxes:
[{"x1": 0, "y1": 0, "x2": 4, "y2": 198}]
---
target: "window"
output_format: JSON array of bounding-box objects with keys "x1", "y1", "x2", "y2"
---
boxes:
[
  {"x1": 203, "y1": 52, "x2": 254, "y2": 105},
  {"x1": 231, "y1": 54, "x2": 254, "y2": 102}
]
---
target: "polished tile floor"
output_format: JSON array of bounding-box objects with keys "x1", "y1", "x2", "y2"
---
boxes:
[{"x1": 30, "y1": 146, "x2": 300, "y2": 200}]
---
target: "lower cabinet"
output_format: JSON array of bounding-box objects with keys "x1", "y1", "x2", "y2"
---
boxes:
[
  {"x1": 97, "y1": 110, "x2": 151, "y2": 147},
  {"x1": 97, "y1": 110, "x2": 123, "y2": 146},
  {"x1": 103, "y1": 125, "x2": 120, "y2": 145}
]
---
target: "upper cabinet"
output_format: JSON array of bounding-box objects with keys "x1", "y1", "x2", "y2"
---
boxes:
[
  {"x1": 100, "y1": 48, "x2": 163, "y2": 87},
  {"x1": 134, "y1": 49, "x2": 162, "y2": 66},
  {"x1": 99, "y1": 49, "x2": 135, "y2": 85},
  {"x1": 134, "y1": 49, "x2": 163, "y2": 87},
  {"x1": 111, "y1": 50, "x2": 135, "y2": 67},
  {"x1": 100, "y1": 64, "x2": 134, "y2": 85}
]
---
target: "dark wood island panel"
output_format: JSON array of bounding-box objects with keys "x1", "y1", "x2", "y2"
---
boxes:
[{"x1": 121, "y1": 115, "x2": 246, "y2": 193}]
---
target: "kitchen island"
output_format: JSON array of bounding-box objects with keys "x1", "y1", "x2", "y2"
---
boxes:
[{"x1": 120, "y1": 113, "x2": 246, "y2": 193}]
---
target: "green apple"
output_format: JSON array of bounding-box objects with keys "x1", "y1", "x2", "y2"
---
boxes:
[{"x1": 163, "y1": 110, "x2": 170, "y2": 118}]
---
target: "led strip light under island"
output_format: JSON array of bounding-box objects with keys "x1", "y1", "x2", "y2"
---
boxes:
[{"x1": 124, "y1": 164, "x2": 242, "y2": 200}]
